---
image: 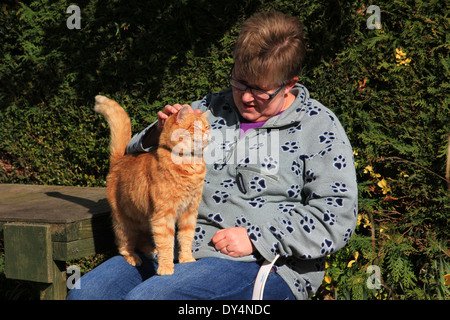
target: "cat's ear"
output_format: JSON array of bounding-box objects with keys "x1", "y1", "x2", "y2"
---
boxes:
[{"x1": 177, "y1": 105, "x2": 192, "y2": 123}]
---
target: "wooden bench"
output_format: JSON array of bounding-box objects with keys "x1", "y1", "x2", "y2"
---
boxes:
[{"x1": 0, "y1": 184, "x2": 114, "y2": 300}]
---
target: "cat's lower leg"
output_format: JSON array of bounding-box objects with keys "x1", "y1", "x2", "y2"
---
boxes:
[
  {"x1": 177, "y1": 213, "x2": 197, "y2": 264},
  {"x1": 151, "y1": 216, "x2": 175, "y2": 275},
  {"x1": 113, "y1": 215, "x2": 142, "y2": 266}
]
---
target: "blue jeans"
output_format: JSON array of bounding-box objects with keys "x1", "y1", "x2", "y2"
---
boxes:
[{"x1": 67, "y1": 255, "x2": 295, "y2": 300}]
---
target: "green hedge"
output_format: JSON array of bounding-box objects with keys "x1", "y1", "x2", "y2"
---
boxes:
[{"x1": 0, "y1": 0, "x2": 448, "y2": 299}]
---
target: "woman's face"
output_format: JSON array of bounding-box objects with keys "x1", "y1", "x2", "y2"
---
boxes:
[{"x1": 231, "y1": 67, "x2": 298, "y2": 122}]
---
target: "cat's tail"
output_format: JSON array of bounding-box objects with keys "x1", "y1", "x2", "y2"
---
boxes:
[{"x1": 94, "y1": 95, "x2": 131, "y2": 164}]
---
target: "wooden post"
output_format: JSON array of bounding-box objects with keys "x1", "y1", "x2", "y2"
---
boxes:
[{"x1": 3, "y1": 223, "x2": 67, "y2": 300}]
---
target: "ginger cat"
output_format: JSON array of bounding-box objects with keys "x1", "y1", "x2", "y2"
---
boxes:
[{"x1": 94, "y1": 95, "x2": 210, "y2": 275}]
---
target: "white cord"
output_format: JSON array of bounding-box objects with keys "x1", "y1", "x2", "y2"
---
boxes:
[{"x1": 252, "y1": 254, "x2": 280, "y2": 300}]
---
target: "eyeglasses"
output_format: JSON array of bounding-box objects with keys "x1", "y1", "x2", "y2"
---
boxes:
[{"x1": 229, "y1": 76, "x2": 286, "y2": 101}]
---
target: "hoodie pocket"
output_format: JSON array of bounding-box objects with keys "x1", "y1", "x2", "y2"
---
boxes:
[{"x1": 235, "y1": 166, "x2": 279, "y2": 198}]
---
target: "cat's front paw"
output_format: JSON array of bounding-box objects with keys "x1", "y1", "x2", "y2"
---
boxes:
[
  {"x1": 157, "y1": 264, "x2": 174, "y2": 276},
  {"x1": 124, "y1": 254, "x2": 142, "y2": 267}
]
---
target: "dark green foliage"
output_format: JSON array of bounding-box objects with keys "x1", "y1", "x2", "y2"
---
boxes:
[{"x1": 0, "y1": 0, "x2": 448, "y2": 299}]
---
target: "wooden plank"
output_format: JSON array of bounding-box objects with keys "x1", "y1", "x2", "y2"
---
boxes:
[
  {"x1": 53, "y1": 234, "x2": 115, "y2": 261},
  {"x1": 49, "y1": 214, "x2": 113, "y2": 243},
  {"x1": 0, "y1": 184, "x2": 110, "y2": 224},
  {"x1": 4, "y1": 224, "x2": 53, "y2": 283}
]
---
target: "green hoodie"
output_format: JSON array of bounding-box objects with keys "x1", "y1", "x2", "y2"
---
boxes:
[{"x1": 127, "y1": 83, "x2": 358, "y2": 299}]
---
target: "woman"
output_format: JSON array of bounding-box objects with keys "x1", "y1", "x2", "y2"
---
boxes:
[{"x1": 68, "y1": 11, "x2": 357, "y2": 300}]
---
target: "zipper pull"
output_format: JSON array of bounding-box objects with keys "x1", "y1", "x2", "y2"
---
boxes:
[{"x1": 236, "y1": 172, "x2": 247, "y2": 194}]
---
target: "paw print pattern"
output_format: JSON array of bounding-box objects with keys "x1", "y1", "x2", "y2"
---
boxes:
[
  {"x1": 299, "y1": 214, "x2": 316, "y2": 233},
  {"x1": 320, "y1": 238, "x2": 334, "y2": 255},
  {"x1": 237, "y1": 157, "x2": 250, "y2": 168},
  {"x1": 281, "y1": 218, "x2": 295, "y2": 233},
  {"x1": 331, "y1": 182, "x2": 348, "y2": 194},
  {"x1": 281, "y1": 141, "x2": 300, "y2": 153},
  {"x1": 287, "y1": 123, "x2": 302, "y2": 134},
  {"x1": 220, "y1": 179, "x2": 235, "y2": 189},
  {"x1": 212, "y1": 191, "x2": 230, "y2": 204},
  {"x1": 318, "y1": 145, "x2": 333, "y2": 157},
  {"x1": 278, "y1": 203, "x2": 295, "y2": 214},
  {"x1": 307, "y1": 192, "x2": 321, "y2": 201},
  {"x1": 303, "y1": 103, "x2": 322, "y2": 116},
  {"x1": 318, "y1": 131, "x2": 336, "y2": 144},
  {"x1": 333, "y1": 155, "x2": 347, "y2": 170},
  {"x1": 325, "y1": 110, "x2": 336, "y2": 124},
  {"x1": 291, "y1": 160, "x2": 302, "y2": 176},
  {"x1": 293, "y1": 279, "x2": 306, "y2": 293},
  {"x1": 325, "y1": 197, "x2": 344, "y2": 207},
  {"x1": 305, "y1": 170, "x2": 316, "y2": 183},
  {"x1": 207, "y1": 213, "x2": 224, "y2": 223},
  {"x1": 235, "y1": 216, "x2": 261, "y2": 242},
  {"x1": 287, "y1": 184, "x2": 301, "y2": 198},
  {"x1": 247, "y1": 226, "x2": 262, "y2": 242},
  {"x1": 211, "y1": 118, "x2": 226, "y2": 130},
  {"x1": 343, "y1": 228, "x2": 353, "y2": 243},
  {"x1": 322, "y1": 210, "x2": 336, "y2": 226},
  {"x1": 248, "y1": 197, "x2": 266, "y2": 208},
  {"x1": 192, "y1": 226, "x2": 207, "y2": 252},
  {"x1": 235, "y1": 215, "x2": 251, "y2": 228},
  {"x1": 270, "y1": 243, "x2": 280, "y2": 256},
  {"x1": 305, "y1": 280, "x2": 313, "y2": 292},
  {"x1": 269, "y1": 226, "x2": 286, "y2": 240},
  {"x1": 261, "y1": 156, "x2": 278, "y2": 172},
  {"x1": 249, "y1": 177, "x2": 266, "y2": 192}
]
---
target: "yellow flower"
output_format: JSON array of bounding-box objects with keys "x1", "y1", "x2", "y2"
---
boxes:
[
  {"x1": 444, "y1": 274, "x2": 450, "y2": 286},
  {"x1": 396, "y1": 48, "x2": 406, "y2": 56},
  {"x1": 357, "y1": 214, "x2": 372, "y2": 229},
  {"x1": 395, "y1": 48, "x2": 406, "y2": 59},
  {"x1": 364, "y1": 165, "x2": 373, "y2": 174},
  {"x1": 395, "y1": 48, "x2": 411, "y2": 66},
  {"x1": 377, "y1": 178, "x2": 392, "y2": 194},
  {"x1": 347, "y1": 252, "x2": 359, "y2": 268},
  {"x1": 364, "y1": 165, "x2": 381, "y2": 178},
  {"x1": 324, "y1": 274, "x2": 332, "y2": 284},
  {"x1": 400, "y1": 171, "x2": 409, "y2": 178}
]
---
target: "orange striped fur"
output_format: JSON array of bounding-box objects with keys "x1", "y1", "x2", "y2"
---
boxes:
[{"x1": 94, "y1": 95, "x2": 210, "y2": 275}]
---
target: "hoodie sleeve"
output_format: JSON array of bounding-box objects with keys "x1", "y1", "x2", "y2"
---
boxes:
[
  {"x1": 250, "y1": 113, "x2": 358, "y2": 262},
  {"x1": 126, "y1": 121, "x2": 158, "y2": 154}
]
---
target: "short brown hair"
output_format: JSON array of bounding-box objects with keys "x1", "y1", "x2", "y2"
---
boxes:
[{"x1": 233, "y1": 11, "x2": 306, "y2": 85}]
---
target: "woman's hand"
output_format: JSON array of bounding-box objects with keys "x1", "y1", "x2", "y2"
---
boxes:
[
  {"x1": 156, "y1": 103, "x2": 203, "y2": 131},
  {"x1": 156, "y1": 104, "x2": 191, "y2": 131},
  {"x1": 143, "y1": 103, "x2": 197, "y2": 149},
  {"x1": 211, "y1": 227, "x2": 256, "y2": 258}
]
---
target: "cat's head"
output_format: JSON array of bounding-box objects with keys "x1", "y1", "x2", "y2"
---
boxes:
[{"x1": 159, "y1": 106, "x2": 211, "y2": 162}]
